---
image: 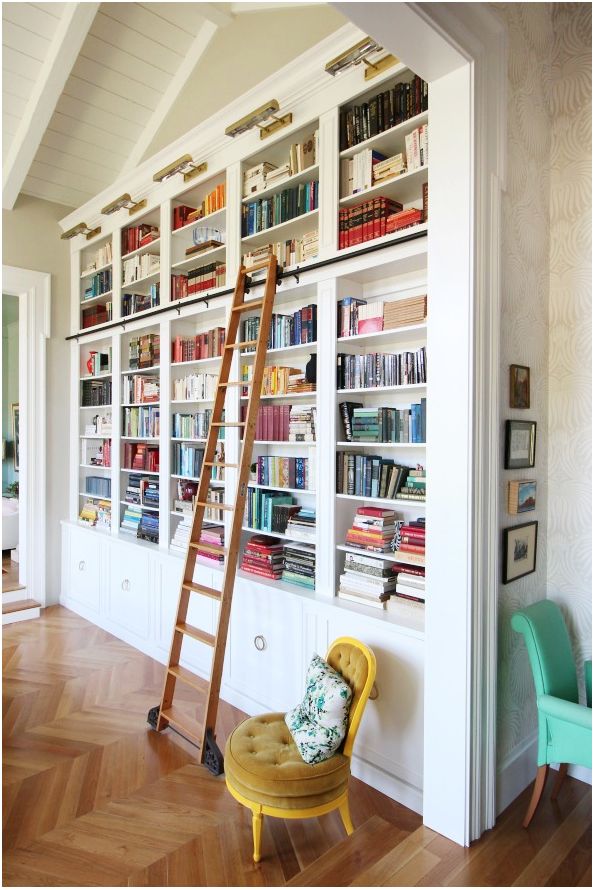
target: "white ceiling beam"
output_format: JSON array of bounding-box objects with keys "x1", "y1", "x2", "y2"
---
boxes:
[
  {"x1": 199, "y1": 3, "x2": 234, "y2": 27},
  {"x1": 2, "y1": 2, "x2": 100, "y2": 210},
  {"x1": 121, "y1": 20, "x2": 219, "y2": 175}
]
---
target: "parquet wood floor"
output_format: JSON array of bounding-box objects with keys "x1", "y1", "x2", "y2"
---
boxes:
[{"x1": 3, "y1": 606, "x2": 591, "y2": 887}]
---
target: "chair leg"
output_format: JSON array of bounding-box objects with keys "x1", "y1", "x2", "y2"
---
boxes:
[
  {"x1": 551, "y1": 763, "x2": 569, "y2": 801},
  {"x1": 252, "y1": 810, "x2": 263, "y2": 863},
  {"x1": 523, "y1": 765, "x2": 549, "y2": 828},
  {"x1": 339, "y1": 797, "x2": 354, "y2": 835}
]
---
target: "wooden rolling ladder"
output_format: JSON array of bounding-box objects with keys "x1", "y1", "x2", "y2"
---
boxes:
[{"x1": 148, "y1": 256, "x2": 279, "y2": 774}]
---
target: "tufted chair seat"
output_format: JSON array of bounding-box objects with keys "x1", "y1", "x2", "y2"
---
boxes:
[{"x1": 224, "y1": 637, "x2": 376, "y2": 862}]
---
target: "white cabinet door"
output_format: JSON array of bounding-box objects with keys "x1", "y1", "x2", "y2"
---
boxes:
[
  {"x1": 228, "y1": 580, "x2": 304, "y2": 713},
  {"x1": 67, "y1": 526, "x2": 102, "y2": 614},
  {"x1": 107, "y1": 541, "x2": 151, "y2": 640}
]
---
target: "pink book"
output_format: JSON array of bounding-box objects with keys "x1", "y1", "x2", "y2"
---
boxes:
[{"x1": 357, "y1": 316, "x2": 383, "y2": 334}]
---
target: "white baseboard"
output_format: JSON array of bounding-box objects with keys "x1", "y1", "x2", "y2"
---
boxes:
[
  {"x1": 350, "y1": 753, "x2": 423, "y2": 815},
  {"x1": 497, "y1": 732, "x2": 592, "y2": 816}
]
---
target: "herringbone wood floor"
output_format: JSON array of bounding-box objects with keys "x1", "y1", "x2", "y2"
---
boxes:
[{"x1": 3, "y1": 606, "x2": 591, "y2": 886}]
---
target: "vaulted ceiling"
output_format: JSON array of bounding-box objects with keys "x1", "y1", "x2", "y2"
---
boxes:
[{"x1": 2, "y1": 2, "x2": 345, "y2": 211}]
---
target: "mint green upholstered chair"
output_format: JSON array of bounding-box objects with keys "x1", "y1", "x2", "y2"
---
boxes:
[{"x1": 511, "y1": 600, "x2": 592, "y2": 827}]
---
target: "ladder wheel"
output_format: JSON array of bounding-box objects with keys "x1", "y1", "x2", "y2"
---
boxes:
[
  {"x1": 204, "y1": 729, "x2": 224, "y2": 776},
  {"x1": 147, "y1": 705, "x2": 160, "y2": 730}
]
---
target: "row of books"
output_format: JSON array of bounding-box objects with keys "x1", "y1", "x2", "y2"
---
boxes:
[
  {"x1": 172, "y1": 442, "x2": 205, "y2": 479},
  {"x1": 338, "y1": 294, "x2": 427, "y2": 337},
  {"x1": 81, "y1": 439, "x2": 111, "y2": 467},
  {"x1": 82, "y1": 302, "x2": 111, "y2": 329},
  {"x1": 171, "y1": 328, "x2": 225, "y2": 363},
  {"x1": 123, "y1": 474, "x2": 159, "y2": 509},
  {"x1": 122, "y1": 406, "x2": 160, "y2": 438},
  {"x1": 172, "y1": 410, "x2": 213, "y2": 441},
  {"x1": 122, "y1": 253, "x2": 160, "y2": 286},
  {"x1": 171, "y1": 263, "x2": 227, "y2": 300},
  {"x1": 124, "y1": 374, "x2": 160, "y2": 404},
  {"x1": 172, "y1": 186, "x2": 226, "y2": 232},
  {"x1": 336, "y1": 454, "x2": 425, "y2": 501},
  {"x1": 339, "y1": 75, "x2": 428, "y2": 150},
  {"x1": 240, "y1": 364, "x2": 308, "y2": 398},
  {"x1": 242, "y1": 180, "x2": 319, "y2": 236},
  {"x1": 83, "y1": 269, "x2": 112, "y2": 300},
  {"x1": 406, "y1": 124, "x2": 428, "y2": 172},
  {"x1": 121, "y1": 504, "x2": 159, "y2": 543},
  {"x1": 173, "y1": 482, "x2": 226, "y2": 522},
  {"x1": 85, "y1": 348, "x2": 111, "y2": 376},
  {"x1": 84, "y1": 475, "x2": 111, "y2": 497},
  {"x1": 122, "y1": 287, "x2": 160, "y2": 318},
  {"x1": 241, "y1": 305, "x2": 317, "y2": 352},
  {"x1": 340, "y1": 401, "x2": 426, "y2": 444},
  {"x1": 338, "y1": 196, "x2": 401, "y2": 250},
  {"x1": 254, "y1": 455, "x2": 312, "y2": 490},
  {"x1": 242, "y1": 232, "x2": 319, "y2": 271},
  {"x1": 82, "y1": 241, "x2": 112, "y2": 276},
  {"x1": 123, "y1": 443, "x2": 159, "y2": 472},
  {"x1": 172, "y1": 372, "x2": 218, "y2": 402},
  {"x1": 81, "y1": 379, "x2": 112, "y2": 406},
  {"x1": 128, "y1": 333, "x2": 160, "y2": 369},
  {"x1": 122, "y1": 224, "x2": 159, "y2": 256},
  {"x1": 244, "y1": 488, "x2": 299, "y2": 534},
  {"x1": 336, "y1": 348, "x2": 427, "y2": 389},
  {"x1": 79, "y1": 499, "x2": 111, "y2": 529},
  {"x1": 395, "y1": 518, "x2": 426, "y2": 558},
  {"x1": 243, "y1": 132, "x2": 318, "y2": 198}
]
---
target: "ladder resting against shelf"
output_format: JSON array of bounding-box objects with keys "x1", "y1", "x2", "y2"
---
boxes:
[{"x1": 148, "y1": 255, "x2": 279, "y2": 775}]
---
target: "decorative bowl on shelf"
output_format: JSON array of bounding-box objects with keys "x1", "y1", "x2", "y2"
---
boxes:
[{"x1": 192, "y1": 227, "x2": 225, "y2": 247}]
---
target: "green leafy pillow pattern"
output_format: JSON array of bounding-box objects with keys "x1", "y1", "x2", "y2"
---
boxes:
[{"x1": 285, "y1": 653, "x2": 353, "y2": 764}]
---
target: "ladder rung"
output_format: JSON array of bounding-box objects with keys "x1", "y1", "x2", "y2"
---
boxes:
[
  {"x1": 220, "y1": 380, "x2": 250, "y2": 387},
  {"x1": 182, "y1": 581, "x2": 221, "y2": 600},
  {"x1": 194, "y1": 501, "x2": 233, "y2": 511},
  {"x1": 204, "y1": 461, "x2": 237, "y2": 468},
  {"x1": 160, "y1": 705, "x2": 202, "y2": 743},
  {"x1": 175, "y1": 622, "x2": 216, "y2": 646},
  {"x1": 189, "y1": 542, "x2": 227, "y2": 556},
  {"x1": 231, "y1": 300, "x2": 264, "y2": 313},
  {"x1": 211, "y1": 422, "x2": 245, "y2": 427},
  {"x1": 225, "y1": 340, "x2": 258, "y2": 350},
  {"x1": 168, "y1": 664, "x2": 205, "y2": 691},
  {"x1": 244, "y1": 258, "x2": 274, "y2": 273}
]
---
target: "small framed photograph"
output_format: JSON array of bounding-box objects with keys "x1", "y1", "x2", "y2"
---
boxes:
[
  {"x1": 504, "y1": 420, "x2": 536, "y2": 469},
  {"x1": 508, "y1": 480, "x2": 536, "y2": 514},
  {"x1": 503, "y1": 521, "x2": 538, "y2": 583},
  {"x1": 510, "y1": 364, "x2": 530, "y2": 409}
]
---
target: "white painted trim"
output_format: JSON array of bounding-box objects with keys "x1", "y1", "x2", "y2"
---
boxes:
[
  {"x1": 2, "y1": 267, "x2": 51, "y2": 607},
  {"x1": 2, "y1": 3, "x2": 99, "y2": 210},
  {"x1": 199, "y1": 3, "x2": 234, "y2": 27},
  {"x1": 3, "y1": 606, "x2": 41, "y2": 625},
  {"x1": 122, "y1": 20, "x2": 219, "y2": 174}
]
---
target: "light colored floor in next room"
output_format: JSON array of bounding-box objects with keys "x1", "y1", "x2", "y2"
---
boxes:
[{"x1": 3, "y1": 606, "x2": 591, "y2": 886}]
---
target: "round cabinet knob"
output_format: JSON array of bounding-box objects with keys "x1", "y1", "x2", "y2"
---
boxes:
[
  {"x1": 253, "y1": 634, "x2": 266, "y2": 652},
  {"x1": 78, "y1": 560, "x2": 85, "y2": 571},
  {"x1": 121, "y1": 578, "x2": 131, "y2": 592}
]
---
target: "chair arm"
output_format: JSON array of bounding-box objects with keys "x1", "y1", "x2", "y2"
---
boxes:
[
  {"x1": 585, "y1": 660, "x2": 591, "y2": 708},
  {"x1": 538, "y1": 694, "x2": 593, "y2": 730}
]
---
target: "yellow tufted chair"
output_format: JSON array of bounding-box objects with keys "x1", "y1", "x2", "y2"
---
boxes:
[{"x1": 224, "y1": 637, "x2": 377, "y2": 862}]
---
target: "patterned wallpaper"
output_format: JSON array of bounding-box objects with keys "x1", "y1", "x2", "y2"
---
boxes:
[
  {"x1": 547, "y1": 3, "x2": 592, "y2": 696},
  {"x1": 495, "y1": 2, "x2": 552, "y2": 765},
  {"x1": 495, "y1": 2, "x2": 592, "y2": 770}
]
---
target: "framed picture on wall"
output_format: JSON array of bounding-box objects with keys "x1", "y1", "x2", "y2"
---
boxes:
[
  {"x1": 510, "y1": 364, "x2": 530, "y2": 408},
  {"x1": 507, "y1": 480, "x2": 536, "y2": 514},
  {"x1": 504, "y1": 420, "x2": 536, "y2": 469},
  {"x1": 11, "y1": 403, "x2": 19, "y2": 472},
  {"x1": 502, "y1": 521, "x2": 538, "y2": 583}
]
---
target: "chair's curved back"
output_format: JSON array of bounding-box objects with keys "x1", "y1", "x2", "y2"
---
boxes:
[
  {"x1": 326, "y1": 637, "x2": 376, "y2": 758},
  {"x1": 511, "y1": 600, "x2": 578, "y2": 703}
]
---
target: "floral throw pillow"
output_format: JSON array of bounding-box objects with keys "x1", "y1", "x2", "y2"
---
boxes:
[{"x1": 285, "y1": 653, "x2": 353, "y2": 764}]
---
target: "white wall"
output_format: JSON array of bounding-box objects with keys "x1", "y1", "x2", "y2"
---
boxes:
[{"x1": 2, "y1": 194, "x2": 73, "y2": 601}]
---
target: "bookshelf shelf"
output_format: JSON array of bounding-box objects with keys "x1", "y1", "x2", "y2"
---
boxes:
[
  {"x1": 240, "y1": 391, "x2": 316, "y2": 402},
  {"x1": 121, "y1": 436, "x2": 159, "y2": 442},
  {"x1": 171, "y1": 207, "x2": 226, "y2": 237},
  {"x1": 81, "y1": 262, "x2": 112, "y2": 280},
  {"x1": 338, "y1": 222, "x2": 428, "y2": 256},
  {"x1": 241, "y1": 208, "x2": 319, "y2": 247},
  {"x1": 336, "y1": 441, "x2": 425, "y2": 448},
  {"x1": 122, "y1": 365, "x2": 160, "y2": 375},
  {"x1": 170, "y1": 473, "x2": 225, "y2": 485},
  {"x1": 81, "y1": 291, "x2": 113, "y2": 308},
  {"x1": 79, "y1": 492, "x2": 112, "y2": 502},
  {"x1": 247, "y1": 482, "x2": 314, "y2": 495},
  {"x1": 171, "y1": 398, "x2": 215, "y2": 405},
  {"x1": 337, "y1": 383, "x2": 426, "y2": 396},
  {"x1": 252, "y1": 440, "x2": 316, "y2": 447},
  {"x1": 81, "y1": 372, "x2": 112, "y2": 380},
  {"x1": 80, "y1": 434, "x2": 109, "y2": 439},
  {"x1": 241, "y1": 524, "x2": 315, "y2": 544},
  {"x1": 122, "y1": 238, "x2": 161, "y2": 261},
  {"x1": 171, "y1": 244, "x2": 226, "y2": 271},
  {"x1": 336, "y1": 543, "x2": 424, "y2": 567},
  {"x1": 122, "y1": 269, "x2": 160, "y2": 289},
  {"x1": 121, "y1": 468, "x2": 159, "y2": 477},
  {"x1": 121, "y1": 500, "x2": 159, "y2": 513},
  {"x1": 80, "y1": 404, "x2": 112, "y2": 410},
  {"x1": 170, "y1": 437, "x2": 207, "y2": 442},
  {"x1": 340, "y1": 165, "x2": 428, "y2": 208},
  {"x1": 79, "y1": 463, "x2": 110, "y2": 470},
  {"x1": 240, "y1": 341, "x2": 317, "y2": 359},
  {"x1": 336, "y1": 493, "x2": 425, "y2": 508},
  {"x1": 123, "y1": 402, "x2": 160, "y2": 407},
  {"x1": 339, "y1": 110, "x2": 429, "y2": 160},
  {"x1": 172, "y1": 356, "x2": 222, "y2": 369},
  {"x1": 242, "y1": 165, "x2": 320, "y2": 204},
  {"x1": 337, "y1": 324, "x2": 426, "y2": 348}
]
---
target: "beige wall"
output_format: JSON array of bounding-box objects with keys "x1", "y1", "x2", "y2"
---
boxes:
[
  {"x1": 143, "y1": 5, "x2": 346, "y2": 160},
  {"x1": 3, "y1": 194, "x2": 73, "y2": 603},
  {"x1": 547, "y1": 2, "x2": 592, "y2": 692}
]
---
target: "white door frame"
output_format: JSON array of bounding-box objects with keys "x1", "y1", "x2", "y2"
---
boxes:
[
  {"x1": 2, "y1": 266, "x2": 51, "y2": 606},
  {"x1": 334, "y1": 2, "x2": 507, "y2": 843}
]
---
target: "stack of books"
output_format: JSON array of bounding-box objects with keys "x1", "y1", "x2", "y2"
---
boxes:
[
  {"x1": 196, "y1": 525, "x2": 225, "y2": 567},
  {"x1": 128, "y1": 334, "x2": 160, "y2": 369},
  {"x1": 373, "y1": 153, "x2": 406, "y2": 184},
  {"x1": 241, "y1": 534, "x2": 284, "y2": 580},
  {"x1": 287, "y1": 370, "x2": 315, "y2": 394},
  {"x1": 283, "y1": 543, "x2": 315, "y2": 589},
  {"x1": 386, "y1": 208, "x2": 424, "y2": 234},
  {"x1": 82, "y1": 303, "x2": 111, "y2": 329},
  {"x1": 242, "y1": 231, "x2": 318, "y2": 269},
  {"x1": 286, "y1": 507, "x2": 316, "y2": 543},
  {"x1": 393, "y1": 562, "x2": 426, "y2": 605},
  {"x1": 382, "y1": 295, "x2": 427, "y2": 329},
  {"x1": 289, "y1": 404, "x2": 316, "y2": 442},
  {"x1": 345, "y1": 507, "x2": 396, "y2": 553},
  {"x1": 172, "y1": 371, "x2": 218, "y2": 401},
  {"x1": 124, "y1": 473, "x2": 144, "y2": 505},
  {"x1": 396, "y1": 468, "x2": 426, "y2": 502},
  {"x1": 170, "y1": 514, "x2": 191, "y2": 553},
  {"x1": 243, "y1": 162, "x2": 277, "y2": 198},
  {"x1": 79, "y1": 501, "x2": 99, "y2": 527},
  {"x1": 338, "y1": 551, "x2": 397, "y2": 609},
  {"x1": 121, "y1": 504, "x2": 142, "y2": 535},
  {"x1": 142, "y1": 481, "x2": 159, "y2": 510},
  {"x1": 395, "y1": 518, "x2": 425, "y2": 558},
  {"x1": 137, "y1": 511, "x2": 159, "y2": 543},
  {"x1": 265, "y1": 164, "x2": 291, "y2": 189}
]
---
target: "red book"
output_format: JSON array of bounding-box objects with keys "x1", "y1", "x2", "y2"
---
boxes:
[
  {"x1": 357, "y1": 507, "x2": 396, "y2": 518},
  {"x1": 398, "y1": 543, "x2": 425, "y2": 553}
]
